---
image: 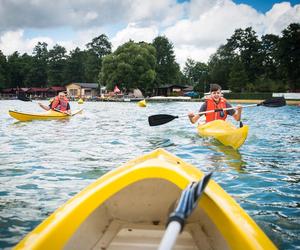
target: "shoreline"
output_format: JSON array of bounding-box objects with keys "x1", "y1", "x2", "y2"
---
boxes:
[{"x1": 1, "y1": 97, "x2": 299, "y2": 105}]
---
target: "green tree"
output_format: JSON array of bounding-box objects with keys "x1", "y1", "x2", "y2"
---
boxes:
[
  {"x1": 260, "y1": 34, "x2": 280, "y2": 80},
  {"x1": 228, "y1": 58, "x2": 249, "y2": 92},
  {"x1": 226, "y1": 27, "x2": 263, "y2": 83},
  {"x1": 27, "y1": 42, "x2": 49, "y2": 86},
  {"x1": 64, "y1": 47, "x2": 85, "y2": 83},
  {"x1": 278, "y1": 23, "x2": 300, "y2": 91},
  {"x1": 47, "y1": 44, "x2": 67, "y2": 85},
  {"x1": 101, "y1": 41, "x2": 156, "y2": 94},
  {"x1": 152, "y1": 36, "x2": 181, "y2": 87},
  {"x1": 7, "y1": 52, "x2": 27, "y2": 88},
  {"x1": 183, "y1": 58, "x2": 209, "y2": 92},
  {"x1": 85, "y1": 34, "x2": 112, "y2": 82},
  {"x1": 0, "y1": 50, "x2": 8, "y2": 89},
  {"x1": 86, "y1": 34, "x2": 112, "y2": 59},
  {"x1": 208, "y1": 45, "x2": 235, "y2": 89}
]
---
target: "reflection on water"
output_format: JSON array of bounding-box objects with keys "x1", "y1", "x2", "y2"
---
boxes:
[
  {"x1": 203, "y1": 138, "x2": 247, "y2": 172},
  {"x1": 0, "y1": 100, "x2": 299, "y2": 249}
]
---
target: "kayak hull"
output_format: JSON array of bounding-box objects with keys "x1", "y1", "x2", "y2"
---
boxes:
[
  {"x1": 197, "y1": 120, "x2": 249, "y2": 149},
  {"x1": 14, "y1": 149, "x2": 275, "y2": 250},
  {"x1": 9, "y1": 109, "x2": 83, "y2": 122}
]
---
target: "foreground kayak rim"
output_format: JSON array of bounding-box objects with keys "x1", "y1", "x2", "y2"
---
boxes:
[
  {"x1": 8, "y1": 109, "x2": 83, "y2": 122},
  {"x1": 14, "y1": 148, "x2": 276, "y2": 250},
  {"x1": 197, "y1": 120, "x2": 249, "y2": 149}
]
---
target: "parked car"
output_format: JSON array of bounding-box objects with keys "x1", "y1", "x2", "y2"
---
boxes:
[{"x1": 184, "y1": 91, "x2": 199, "y2": 98}]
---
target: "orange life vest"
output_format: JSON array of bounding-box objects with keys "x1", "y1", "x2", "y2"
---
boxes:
[
  {"x1": 205, "y1": 97, "x2": 227, "y2": 122},
  {"x1": 51, "y1": 96, "x2": 69, "y2": 111}
]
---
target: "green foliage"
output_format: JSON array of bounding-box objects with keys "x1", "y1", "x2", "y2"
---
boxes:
[
  {"x1": 0, "y1": 24, "x2": 299, "y2": 94},
  {"x1": 100, "y1": 41, "x2": 156, "y2": 94},
  {"x1": 152, "y1": 36, "x2": 181, "y2": 87}
]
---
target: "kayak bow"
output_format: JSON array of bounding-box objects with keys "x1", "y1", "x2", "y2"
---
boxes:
[
  {"x1": 198, "y1": 120, "x2": 249, "y2": 149},
  {"x1": 14, "y1": 148, "x2": 275, "y2": 250},
  {"x1": 9, "y1": 109, "x2": 83, "y2": 122}
]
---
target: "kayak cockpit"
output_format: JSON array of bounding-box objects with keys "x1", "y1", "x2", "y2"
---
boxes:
[{"x1": 64, "y1": 178, "x2": 228, "y2": 250}]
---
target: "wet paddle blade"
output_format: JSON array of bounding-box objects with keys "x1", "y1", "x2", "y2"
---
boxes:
[
  {"x1": 17, "y1": 93, "x2": 31, "y2": 102},
  {"x1": 260, "y1": 97, "x2": 286, "y2": 107},
  {"x1": 148, "y1": 114, "x2": 178, "y2": 126}
]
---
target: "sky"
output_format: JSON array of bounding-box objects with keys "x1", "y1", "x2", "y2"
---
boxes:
[{"x1": 0, "y1": 0, "x2": 299, "y2": 67}]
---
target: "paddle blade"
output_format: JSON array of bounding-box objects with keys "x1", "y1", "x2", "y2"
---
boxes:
[
  {"x1": 17, "y1": 93, "x2": 31, "y2": 102},
  {"x1": 259, "y1": 97, "x2": 286, "y2": 107},
  {"x1": 148, "y1": 114, "x2": 178, "y2": 126}
]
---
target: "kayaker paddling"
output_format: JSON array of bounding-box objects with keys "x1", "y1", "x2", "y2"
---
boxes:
[
  {"x1": 188, "y1": 84, "x2": 242, "y2": 124},
  {"x1": 38, "y1": 92, "x2": 71, "y2": 115}
]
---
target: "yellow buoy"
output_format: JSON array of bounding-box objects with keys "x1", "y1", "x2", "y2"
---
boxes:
[
  {"x1": 138, "y1": 99, "x2": 146, "y2": 107},
  {"x1": 78, "y1": 98, "x2": 84, "y2": 104}
]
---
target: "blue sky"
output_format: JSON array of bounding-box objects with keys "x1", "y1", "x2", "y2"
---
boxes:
[{"x1": 0, "y1": 0, "x2": 299, "y2": 66}]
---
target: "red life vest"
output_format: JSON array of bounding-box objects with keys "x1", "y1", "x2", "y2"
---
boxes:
[
  {"x1": 51, "y1": 96, "x2": 69, "y2": 111},
  {"x1": 205, "y1": 97, "x2": 227, "y2": 122}
]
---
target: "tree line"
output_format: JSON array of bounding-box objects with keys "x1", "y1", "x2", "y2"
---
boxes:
[{"x1": 0, "y1": 23, "x2": 299, "y2": 95}]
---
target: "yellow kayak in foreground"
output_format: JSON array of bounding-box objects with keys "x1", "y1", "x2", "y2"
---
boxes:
[
  {"x1": 14, "y1": 148, "x2": 275, "y2": 250},
  {"x1": 9, "y1": 109, "x2": 83, "y2": 122},
  {"x1": 198, "y1": 120, "x2": 249, "y2": 149}
]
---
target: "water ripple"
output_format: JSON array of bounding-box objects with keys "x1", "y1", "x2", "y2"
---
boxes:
[{"x1": 0, "y1": 100, "x2": 299, "y2": 249}]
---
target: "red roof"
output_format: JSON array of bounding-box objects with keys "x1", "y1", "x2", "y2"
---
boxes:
[
  {"x1": 50, "y1": 86, "x2": 66, "y2": 91},
  {"x1": 27, "y1": 87, "x2": 49, "y2": 93}
]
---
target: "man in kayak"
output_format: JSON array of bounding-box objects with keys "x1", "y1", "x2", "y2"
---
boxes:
[
  {"x1": 188, "y1": 84, "x2": 242, "y2": 124},
  {"x1": 38, "y1": 92, "x2": 71, "y2": 114}
]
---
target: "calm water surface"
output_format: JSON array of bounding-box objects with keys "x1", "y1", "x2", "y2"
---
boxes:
[{"x1": 0, "y1": 100, "x2": 299, "y2": 249}]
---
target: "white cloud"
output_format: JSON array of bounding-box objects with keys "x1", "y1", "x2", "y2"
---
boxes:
[
  {"x1": 0, "y1": 0, "x2": 299, "y2": 68},
  {"x1": 111, "y1": 23, "x2": 159, "y2": 49},
  {"x1": 0, "y1": 30, "x2": 54, "y2": 55},
  {"x1": 264, "y1": 2, "x2": 300, "y2": 34}
]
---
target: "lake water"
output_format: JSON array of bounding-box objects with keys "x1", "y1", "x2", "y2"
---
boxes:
[{"x1": 0, "y1": 100, "x2": 299, "y2": 249}]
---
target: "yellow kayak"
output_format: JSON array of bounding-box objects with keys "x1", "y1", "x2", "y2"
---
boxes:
[
  {"x1": 9, "y1": 109, "x2": 83, "y2": 122},
  {"x1": 138, "y1": 99, "x2": 147, "y2": 107},
  {"x1": 198, "y1": 120, "x2": 249, "y2": 149},
  {"x1": 14, "y1": 149, "x2": 275, "y2": 250}
]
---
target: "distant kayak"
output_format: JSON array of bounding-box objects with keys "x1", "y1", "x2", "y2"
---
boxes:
[
  {"x1": 14, "y1": 148, "x2": 275, "y2": 250},
  {"x1": 198, "y1": 120, "x2": 248, "y2": 149},
  {"x1": 9, "y1": 109, "x2": 83, "y2": 122},
  {"x1": 138, "y1": 99, "x2": 147, "y2": 107}
]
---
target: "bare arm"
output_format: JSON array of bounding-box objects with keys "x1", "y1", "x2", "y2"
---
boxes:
[
  {"x1": 233, "y1": 105, "x2": 242, "y2": 121},
  {"x1": 188, "y1": 112, "x2": 201, "y2": 124}
]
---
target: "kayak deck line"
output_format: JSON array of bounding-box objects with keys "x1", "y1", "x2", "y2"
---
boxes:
[{"x1": 14, "y1": 148, "x2": 276, "y2": 250}]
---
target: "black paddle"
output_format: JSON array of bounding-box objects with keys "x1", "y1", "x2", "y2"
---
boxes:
[
  {"x1": 17, "y1": 93, "x2": 32, "y2": 102},
  {"x1": 148, "y1": 97, "x2": 286, "y2": 126},
  {"x1": 158, "y1": 172, "x2": 213, "y2": 250}
]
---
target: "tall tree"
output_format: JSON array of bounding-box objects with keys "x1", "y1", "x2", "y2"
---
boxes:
[
  {"x1": 85, "y1": 34, "x2": 112, "y2": 82},
  {"x1": 86, "y1": 34, "x2": 112, "y2": 59},
  {"x1": 152, "y1": 36, "x2": 181, "y2": 87},
  {"x1": 47, "y1": 44, "x2": 67, "y2": 85},
  {"x1": 260, "y1": 34, "x2": 280, "y2": 80},
  {"x1": 101, "y1": 41, "x2": 156, "y2": 94},
  {"x1": 0, "y1": 50, "x2": 8, "y2": 89},
  {"x1": 278, "y1": 23, "x2": 300, "y2": 91},
  {"x1": 226, "y1": 27, "x2": 263, "y2": 83},
  {"x1": 27, "y1": 42, "x2": 49, "y2": 86},
  {"x1": 64, "y1": 47, "x2": 85, "y2": 83}
]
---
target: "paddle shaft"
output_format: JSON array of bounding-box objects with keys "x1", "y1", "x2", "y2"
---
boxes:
[
  {"x1": 174, "y1": 103, "x2": 257, "y2": 118},
  {"x1": 158, "y1": 221, "x2": 181, "y2": 250}
]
